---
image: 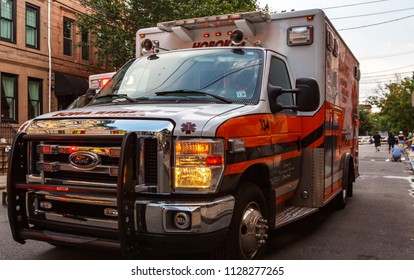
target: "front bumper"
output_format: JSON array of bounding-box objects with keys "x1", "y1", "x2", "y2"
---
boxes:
[{"x1": 11, "y1": 190, "x2": 234, "y2": 254}]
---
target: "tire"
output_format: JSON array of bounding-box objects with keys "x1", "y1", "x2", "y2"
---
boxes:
[
  {"x1": 333, "y1": 186, "x2": 347, "y2": 210},
  {"x1": 212, "y1": 182, "x2": 269, "y2": 259},
  {"x1": 333, "y1": 166, "x2": 352, "y2": 210}
]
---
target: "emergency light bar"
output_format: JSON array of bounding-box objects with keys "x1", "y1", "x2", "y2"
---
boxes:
[
  {"x1": 90, "y1": 77, "x2": 111, "y2": 90},
  {"x1": 157, "y1": 11, "x2": 271, "y2": 32}
]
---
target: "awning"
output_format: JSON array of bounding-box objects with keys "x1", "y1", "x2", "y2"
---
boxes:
[{"x1": 55, "y1": 72, "x2": 89, "y2": 96}]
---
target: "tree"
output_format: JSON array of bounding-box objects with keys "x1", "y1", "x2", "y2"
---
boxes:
[
  {"x1": 358, "y1": 108, "x2": 374, "y2": 136},
  {"x1": 76, "y1": 0, "x2": 259, "y2": 70},
  {"x1": 366, "y1": 73, "x2": 414, "y2": 134}
]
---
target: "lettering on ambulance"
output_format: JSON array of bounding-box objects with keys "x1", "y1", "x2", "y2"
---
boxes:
[
  {"x1": 273, "y1": 156, "x2": 302, "y2": 204},
  {"x1": 51, "y1": 110, "x2": 144, "y2": 117},
  {"x1": 192, "y1": 40, "x2": 246, "y2": 48}
]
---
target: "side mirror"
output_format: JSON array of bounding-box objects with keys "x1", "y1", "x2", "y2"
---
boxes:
[
  {"x1": 295, "y1": 78, "x2": 320, "y2": 112},
  {"x1": 267, "y1": 78, "x2": 320, "y2": 113},
  {"x1": 85, "y1": 88, "x2": 96, "y2": 100},
  {"x1": 267, "y1": 84, "x2": 284, "y2": 113}
]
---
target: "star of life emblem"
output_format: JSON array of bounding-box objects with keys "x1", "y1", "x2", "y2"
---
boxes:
[{"x1": 181, "y1": 122, "x2": 197, "y2": 134}]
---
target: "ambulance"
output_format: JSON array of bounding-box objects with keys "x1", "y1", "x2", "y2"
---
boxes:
[
  {"x1": 7, "y1": 9, "x2": 360, "y2": 259},
  {"x1": 88, "y1": 72, "x2": 116, "y2": 92},
  {"x1": 66, "y1": 72, "x2": 115, "y2": 109}
]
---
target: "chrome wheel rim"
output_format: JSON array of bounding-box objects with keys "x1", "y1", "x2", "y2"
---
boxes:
[{"x1": 239, "y1": 202, "x2": 268, "y2": 259}]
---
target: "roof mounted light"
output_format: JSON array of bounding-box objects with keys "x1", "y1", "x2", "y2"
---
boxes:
[
  {"x1": 157, "y1": 11, "x2": 271, "y2": 32},
  {"x1": 141, "y1": 38, "x2": 154, "y2": 53},
  {"x1": 141, "y1": 39, "x2": 170, "y2": 55},
  {"x1": 230, "y1": 29, "x2": 262, "y2": 47},
  {"x1": 287, "y1": 26, "x2": 314, "y2": 46},
  {"x1": 230, "y1": 29, "x2": 244, "y2": 45}
]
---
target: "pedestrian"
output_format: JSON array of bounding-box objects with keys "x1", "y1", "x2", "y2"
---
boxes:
[
  {"x1": 372, "y1": 131, "x2": 382, "y2": 152},
  {"x1": 387, "y1": 131, "x2": 396, "y2": 153},
  {"x1": 406, "y1": 130, "x2": 414, "y2": 149},
  {"x1": 391, "y1": 144, "x2": 404, "y2": 162},
  {"x1": 397, "y1": 131, "x2": 406, "y2": 146},
  {"x1": 407, "y1": 130, "x2": 412, "y2": 142}
]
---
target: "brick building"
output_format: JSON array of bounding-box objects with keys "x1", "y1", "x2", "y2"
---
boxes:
[{"x1": 0, "y1": 0, "x2": 105, "y2": 133}]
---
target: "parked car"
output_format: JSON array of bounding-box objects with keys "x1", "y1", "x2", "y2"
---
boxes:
[{"x1": 358, "y1": 136, "x2": 372, "y2": 144}]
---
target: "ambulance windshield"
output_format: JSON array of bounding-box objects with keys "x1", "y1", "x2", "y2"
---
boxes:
[{"x1": 93, "y1": 48, "x2": 263, "y2": 105}]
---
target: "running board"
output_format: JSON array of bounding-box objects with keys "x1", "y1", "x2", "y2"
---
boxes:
[{"x1": 275, "y1": 206, "x2": 319, "y2": 229}]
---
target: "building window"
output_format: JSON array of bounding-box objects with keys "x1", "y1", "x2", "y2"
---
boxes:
[
  {"x1": 1, "y1": 73, "x2": 18, "y2": 122},
  {"x1": 82, "y1": 31, "x2": 90, "y2": 60},
  {"x1": 28, "y1": 78, "x2": 42, "y2": 119},
  {"x1": 0, "y1": 0, "x2": 15, "y2": 42},
  {"x1": 63, "y1": 18, "x2": 73, "y2": 56},
  {"x1": 26, "y1": 4, "x2": 39, "y2": 49}
]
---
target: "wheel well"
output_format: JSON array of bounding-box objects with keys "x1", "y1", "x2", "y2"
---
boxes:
[
  {"x1": 240, "y1": 164, "x2": 271, "y2": 190},
  {"x1": 238, "y1": 164, "x2": 275, "y2": 228}
]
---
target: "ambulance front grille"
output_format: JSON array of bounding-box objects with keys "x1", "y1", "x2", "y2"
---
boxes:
[{"x1": 27, "y1": 138, "x2": 159, "y2": 190}]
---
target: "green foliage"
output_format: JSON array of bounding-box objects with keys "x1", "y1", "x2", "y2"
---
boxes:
[
  {"x1": 76, "y1": 0, "x2": 259, "y2": 69},
  {"x1": 360, "y1": 73, "x2": 414, "y2": 135},
  {"x1": 377, "y1": 74, "x2": 414, "y2": 134},
  {"x1": 358, "y1": 108, "x2": 374, "y2": 136}
]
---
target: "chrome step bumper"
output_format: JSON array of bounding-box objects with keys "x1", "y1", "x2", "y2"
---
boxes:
[{"x1": 276, "y1": 205, "x2": 318, "y2": 228}]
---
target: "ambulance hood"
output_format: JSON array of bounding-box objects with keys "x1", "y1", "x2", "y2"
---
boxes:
[{"x1": 26, "y1": 103, "x2": 246, "y2": 137}]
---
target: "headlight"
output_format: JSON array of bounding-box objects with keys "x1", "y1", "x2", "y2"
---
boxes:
[{"x1": 174, "y1": 138, "x2": 225, "y2": 193}]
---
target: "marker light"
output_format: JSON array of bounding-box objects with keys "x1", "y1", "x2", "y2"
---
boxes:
[
  {"x1": 287, "y1": 25, "x2": 313, "y2": 46},
  {"x1": 101, "y1": 78, "x2": 110, "y2": 87}
]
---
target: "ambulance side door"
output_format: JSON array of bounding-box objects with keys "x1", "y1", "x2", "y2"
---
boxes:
[{"x1": 267, "y1": 54, "x2": 302, "y2": 205}]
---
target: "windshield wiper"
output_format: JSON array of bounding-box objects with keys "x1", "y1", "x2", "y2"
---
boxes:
[
  {"x1": 93, "y1": 94, "x2": 142, "y2": 103},
  {"x1": 155, "y1": 89, "x2": 232, "y2": 104}
]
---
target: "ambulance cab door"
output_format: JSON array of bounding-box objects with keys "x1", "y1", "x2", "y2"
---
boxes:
[{"x1": 267, "y1": 54, "x2": 302, "y2": 206}]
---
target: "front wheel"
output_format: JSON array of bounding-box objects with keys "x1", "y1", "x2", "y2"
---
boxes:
[{"x1": 212, "y1": 182, "x2": 269, "y2": 259}]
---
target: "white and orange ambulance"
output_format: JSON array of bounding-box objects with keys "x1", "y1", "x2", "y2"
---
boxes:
[
  {"x1": 7, "y1": 9, "x2": 359, "y2": 259},
  {"x1": 88, "y1": 71, "x2": 116, "y2": 92}
]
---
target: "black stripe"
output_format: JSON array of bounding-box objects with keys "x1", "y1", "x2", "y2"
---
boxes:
[
  {"x1": 227, "y1": 140, "x2": 299, "y2": 165},
  {"x1": 301, "y1": 124, "x2": 324, "y2": 148}
]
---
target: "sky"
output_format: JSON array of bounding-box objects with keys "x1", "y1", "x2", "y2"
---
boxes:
[{"x1": 257, "y1": 0, "x2": 414, "y2": 103}]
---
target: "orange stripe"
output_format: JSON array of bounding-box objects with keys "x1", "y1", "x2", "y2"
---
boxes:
[
  {"x1": 300, "y1": 104, "x2": 325, "y2": 139},
  {"x1": 242, "y1": 135, "x2": 272, "y2": 148},
  {"x1": 217, "y1": 108, "x2": 326, "y2": 149},
  {"x1": 217, "y1": 114, "x2": 302, "y2": 139}
]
